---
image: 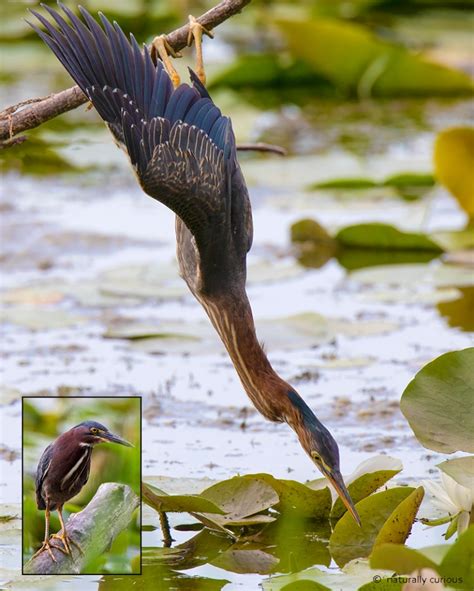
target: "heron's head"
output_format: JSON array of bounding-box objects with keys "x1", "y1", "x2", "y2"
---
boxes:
[
  {"x1": 287, "y1": 391, "x2": 360, "y2": 525},
  {"x1": 73, "y1": 421, "x2": 133, "y2": 448}
]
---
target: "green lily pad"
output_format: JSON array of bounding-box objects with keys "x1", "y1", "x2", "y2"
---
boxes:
[
  {"x1": 437, "y1": 456, "x2": 474, "y2": 490},
  {"x1": 199, "y1": 476, "x2": 279, "y2": 528},
  {"x1": 374, "y1": 486, "x2": 424, "y2": 546},
  {"x1": 211, "y1": 547, "x2": 279, "y2": 575},
  {"x1": 434, "y1": 127, "x2": 474, "y2": 219},
  {"x1": 103, "y1": 321, "x2": 200, "y2": 342},
  {"x1": 437, "y1": 287, "x2": 474, "y2": 332},
  {"x1": 262, "y1": 560, "x2": 401, "y2": 591},
  {"x1": 336, "y1": 223, "x2": 443, "y2": 252},
  {"x1": 209, "y1": 53, "x2": 327, "y2": 90},
  {"x1": 400, "y1": 348, "x2": 474, "y2": 453},
  {"x1": 329, "y1": 487, "x2": 417, "y2": 567},
  {"x1": 439, "y1": 526, "x2": 474, "y2": 589},
  {"x1": 247, "y1": 474, "x2": 331, "y2": 519},
  {"x1": 291, "y1": 219, "x2": 335, "y2": 244},
  {"x1": 370, "y1": 543, "x2": 438, "y2": 574},
  {"x1": 276, "y1": 18, "x2": 473, "y2": 97},
  {"x1": 309, "y1": 173, "x2": 434, "y2": 192},
  {"x1": 331, "y1": 468, "x2": 401, "y2": 521},
  {"x1": 142, "y1": 483, "x2": 225, "y2": 514}
]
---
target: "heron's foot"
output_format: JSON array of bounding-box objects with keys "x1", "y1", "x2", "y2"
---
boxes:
[
  {"x1": 187, "y1": 15, "x2": 213, "y2": 86},
  {"x1": 31, "y1": 539, "x2": 67, "y2": 563},
  {"x1": 50, "y1": 531, "x2": 84, "y2": 556},
  {"x1": 151, "y1": 35, "x2": 182, "y2": 88}
]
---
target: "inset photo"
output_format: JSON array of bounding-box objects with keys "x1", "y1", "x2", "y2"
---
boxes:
[{"x1": 22, "y1": 396, "x2": 141, "y2": 575}]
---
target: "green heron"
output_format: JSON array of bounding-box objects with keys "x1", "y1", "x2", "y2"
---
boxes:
[
  {"x1": 33, "y1": 420, "x2": 133, "y2": 562},
  {"x1": 30, "y1": 5, "x2": 361, "y2": 525}
]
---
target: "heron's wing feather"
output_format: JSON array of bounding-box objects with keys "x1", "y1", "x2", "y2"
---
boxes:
[
  {"x1": 29, "y1": 4, "x2": 253, "y2": 286},
  {"x1": 35, "y1": 444, "x2": 54, "y2": 509}
]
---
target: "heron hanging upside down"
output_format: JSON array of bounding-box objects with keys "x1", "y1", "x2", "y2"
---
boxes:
[{"x1": 30, "y1": 3, "x2": 361, "y2": 526}]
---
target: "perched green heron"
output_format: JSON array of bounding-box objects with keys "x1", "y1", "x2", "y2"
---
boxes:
[
  {"x1": 30, "y1": 5, "x2": 361, "y2": 525},
  {"x1": 33, "y1": 420, "x2": 133, "y2": 561}
]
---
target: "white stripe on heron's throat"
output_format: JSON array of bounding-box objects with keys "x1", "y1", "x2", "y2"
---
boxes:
[{"x1": 204, "y1": 303, "x2": 260, "y2": 400}]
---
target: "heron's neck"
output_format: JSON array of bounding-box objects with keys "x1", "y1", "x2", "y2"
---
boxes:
[{"x1": 200, "y1": 291, "x2": 291, "y2": 423}]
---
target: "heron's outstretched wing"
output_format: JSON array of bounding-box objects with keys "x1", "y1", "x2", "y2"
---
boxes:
[{"x1": 29, "y1": 4, "x2": 253, "y2": 265}]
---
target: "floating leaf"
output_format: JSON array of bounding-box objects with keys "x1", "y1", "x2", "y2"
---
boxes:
[
  {"x1": 329, "y1": 487, "x2": 416, "y2": 567},
  {"x1": 104, "y1": 321, "x2": 200, "y2": 342},
  {"x1": 291, "y1": 219, "x2": 334, "y2": 245},
  {"x1": 210, "y1": 53, "x2": 326, "y2": 90},
  {"x1": 434, "y1": 127, "x2": 474, "y2": 218},
  {"x1": 370, "y1": 543, "x2": 438, "y2": 574},
  {"x1": 331, "y1": 465, "x2": 401, "y2": 521},
  {"x1": 276, "y1": 18, "x2": 472, "y2": 97},
  {"x1": 0, "y1": 307, "x2": 87, "y2": 330},
  {"x1": 400, "y1": 348, "x2": 474, "y2": 453},
  {"x1": 199, "y1": 476, "x2": 279, "y2": 528},
  {"x1": 211, "y1": 547, "x2": 279, "y2": 575},
  {"x1": 336, "y1": 223, "x2": 443, "y2": 252},
  {"x1": 437, "y1": 457, "x2": 474, "y2": 490},
  {"x1": 310, "y1": 173, "x2": 434, "y2": 192},
  {"x1": 310, "y1": 178, "x2": 377, "y2": 190},
  {"x1": 142, "y1": 483, "x2": 225, "y2": 515},
  {"x1": 262, "y1": 560, "x2": 401, "y2": 590},
  {"x1": 439, "y1": 526, "x2": 474, "y2": 589},
  {"x1": 247, "y1": 474, "x2": 331, "y2": 519},
  {"x1": 374, "y1": 486, "x2": 424, "y2": 546}
]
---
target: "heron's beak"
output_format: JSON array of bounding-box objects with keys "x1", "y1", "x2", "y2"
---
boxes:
[
  {"x1": 326, "y1": 468, "x2": 361, "y2": 526},
  {"x1": 100, "y1": 431, "x2": 134, "y2": 447}
]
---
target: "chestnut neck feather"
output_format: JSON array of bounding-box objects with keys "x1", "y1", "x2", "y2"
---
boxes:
[{"x1": 200, "y1": 290, "x2": 294, "y2": 424}]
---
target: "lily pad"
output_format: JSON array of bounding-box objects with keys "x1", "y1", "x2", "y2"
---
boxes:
[
  {"x1": 211, "y1": 547, "x2": 279, "y2": 575},
  {"x1": 262, "y1": 560, "x2": 402, "y2": 591},
  {"x1": 400, "y1": 348, "x2": 474, "y2": 453},
  {"x1": 247, "y1": 474, "x2": 331, "y2": 519},
  {"x1": 142, "y1": 483, "x2": 225, "y2": 514},
  {"x1": 276, "y1": 18, "x2": 473, "y2": 97},
  {"x1": 0, "y1": 307, "x2": 87, "y2": 330},
  {"x1": 374, "y1": 486, "x2": 424, "y2": 546},
  {"x1": 199, "y1": 476, "x2": 279, "y2": 528},
  {"x1": 291, "y1": 219, "x2": 335, "y2": 245},
  {"x1": 370, "y1": 543, "x2": 438, "y2": 574},
  {"x1": 336, "y1": 223, "x2": 443, "y2": 252},
  {"x1": 437, "y1": 457, "x2": 474, "y2": 490},
  {"x1": 329, "y1": 487, "x2": 417, "y2": 567},
  {"x1": 439, "y1": 526, "x2": 474, "y2": 589},
  {"x1": 331, "y1": 466, "x2": 402, "y2": 521},
  {"x1": 434, "y1": 127, "x2": 474, "y2": 218}
]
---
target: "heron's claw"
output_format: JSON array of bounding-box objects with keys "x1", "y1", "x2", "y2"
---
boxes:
[
  {"x1": 50, "y1": 531, "x2": 84, "y2": 556},
  {"x1": 31, "y1": 539, "x2": 67, "y2": 563},
  {"x1": 151, "y1": 35, "x2": 182, "y2": 88},
  {"x1": 187, "y1": 15, "x2": 213, "y2": 86}
]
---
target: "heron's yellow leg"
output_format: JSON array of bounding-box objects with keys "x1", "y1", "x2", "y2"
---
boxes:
[
  {"x1": 187, "y1": 15, "x2": 214, "y2": 86},
  {"x1": 50, "y1": 506, "x2": 84, "y2": 556},
  {"x1": 151, "y1": 35, "x2": 182, "y2": 88},
  {"x1": 31, "y1": 506, "x2": 67, "y2": 562}
]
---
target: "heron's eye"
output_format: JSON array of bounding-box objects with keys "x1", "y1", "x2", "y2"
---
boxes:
[
  {"x1": 90, "y1": 427, "x2": 99, "y2": 434},
  {"x1": 311, "y1": 451, "x2": 321, "y2": 462}
]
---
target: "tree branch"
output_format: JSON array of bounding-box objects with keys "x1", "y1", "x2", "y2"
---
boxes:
[
  {"x1": 0, "y1": 0, "x2": 252, "y2": 145},
  {"x1": 23, "y1": 483, "x2": 139, "y2": 575}
]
